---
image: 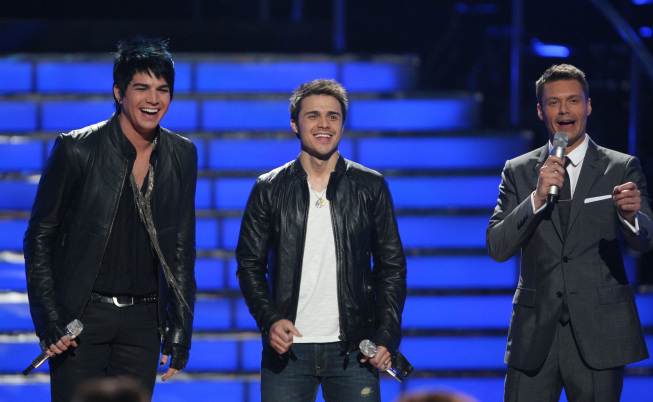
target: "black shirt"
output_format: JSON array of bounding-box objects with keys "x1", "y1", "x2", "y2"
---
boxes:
[{"x1": 93, "y1": 136, "x2": 158, "y2": 296}]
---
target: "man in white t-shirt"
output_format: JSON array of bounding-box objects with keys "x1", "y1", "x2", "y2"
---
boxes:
[{"x1": 237, "y1": 79, "x2": 407, "y2": 401}]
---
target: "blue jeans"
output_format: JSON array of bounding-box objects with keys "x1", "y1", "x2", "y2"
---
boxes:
[{"x1": 261, "y1": 342, "x2": 381, "y2": 402}]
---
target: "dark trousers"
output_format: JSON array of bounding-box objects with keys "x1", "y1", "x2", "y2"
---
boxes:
[
  {"x1": 504, "y1": 320, "x2": 624, "y2": 401},
  {"x1": 261, "y1": 342, "x2": 381, "y2": 402},
  {"x1": 49, "y1": 300, "x2": 160, "y2": 402}
]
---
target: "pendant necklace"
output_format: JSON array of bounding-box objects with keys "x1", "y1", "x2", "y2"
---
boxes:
[{"x1": 310, "y1": 187, "x2": 327, "y2": 208}]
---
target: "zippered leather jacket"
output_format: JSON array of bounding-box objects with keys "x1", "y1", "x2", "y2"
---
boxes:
[
  {"x1": 236, "y1": 156, "x2": 406, "y2": 355},
  {"x1": 24, "y1": 114, "x2": 197, "y2": 357}
]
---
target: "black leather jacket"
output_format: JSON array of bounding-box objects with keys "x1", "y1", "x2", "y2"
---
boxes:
[
  {"x1": 24, "y1": 114, "x2": 197, "y2": 355},
  {"x1": 236, "y1": 156, "x2": 406, "y2": 354}
]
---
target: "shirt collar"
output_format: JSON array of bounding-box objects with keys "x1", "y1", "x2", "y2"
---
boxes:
[{"x1": 548, "y1": 133, "x2": 589, "y2": 167}]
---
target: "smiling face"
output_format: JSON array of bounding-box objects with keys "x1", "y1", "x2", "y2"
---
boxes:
[
  {"x1": 114, "y1": 70, "x2": 170, "y2": 138},
  {"x1": 537, "y1": 79, "x2": 592, "y2": 153},
  {"x1": 291, "y1": 94, "x2": 343, "y2": 161}
]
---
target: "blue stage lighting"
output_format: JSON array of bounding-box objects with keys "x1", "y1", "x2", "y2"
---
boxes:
[
  {"x1": 531, "y1": 38, "x2": 570, "y2": 58},
  {"x1": 639, "y1": 26, "x2": 653, "y2": 38}
]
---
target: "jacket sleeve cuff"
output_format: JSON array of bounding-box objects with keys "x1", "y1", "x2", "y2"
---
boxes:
[
  {"x1": 38, "y1": 321, "x2": 67, "y2": 348},
  {"x1": 161, "y1": 343, "x2": 190, "y2": 370}
]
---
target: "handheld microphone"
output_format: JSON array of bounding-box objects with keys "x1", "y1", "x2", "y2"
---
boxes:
[
  {"x1": 359, "y1": 339, "x2": 403, "y2": 382},
  {"x1": 23, "y1": 319, "x2": 84, "y2": 376},
  {"x1": 547, "y1": 132, "x2": 568, "y2": 204}
]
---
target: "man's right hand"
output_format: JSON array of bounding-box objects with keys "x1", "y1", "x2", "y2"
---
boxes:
[
  {"x1": 269, "y1": 319, "x2": 301, "y2": 354},
  {"x1": 534, "y1": 154, "x2": 567, "y2": 210},
  {"x1": 45, "y1": 335, "x2": 77, "y2": 357}
]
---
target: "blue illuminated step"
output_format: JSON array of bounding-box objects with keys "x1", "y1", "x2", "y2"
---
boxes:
[
  {"x1": 387, "y1": 176, "x2": 501, "y2": 209},
  {"x1": 0, "y1": 60, "x2": 33, "y2": 94},
  {"x1": 41, "y1": 99, "x2": 199, "y2": 134},
  {"x1": 357, "y1": 135, "x2": 530, "y2": 169},
  {"x1": 1, "y1": 132, "x2": 524, "y2": 174},
  {"x1": 0, "y1": 220, "x2": 28, "y2": 251},
  {"x1": 403, "y1": 296, "x2": 511, "y2": 329},
  {"x1": 0, "y1": 261, "x2": 26, "y2": 292},
  {"x1": 1, "y1": 55, "x2": 416, "y2": 96},
  {"x1": 201, "y1": 96, "x2": 481, "y2": 131},
  {"x1": 0, "y1": 181, "x2": 38, "y2": 210},
  {"x1": 197, "y1": 174, "x2": 503, "y2": 211},
  {"x1": 200, "y1": 133, "x2": 527, "y2": 170},
  {"x1": 0, "y1": 255, "x2": 517, "y2": 294},
  {"x1": 205, "y1": 138, "x2": 354, "y2": 170},
  {"x1": 35, "y1": 61, "x2": 193, "y2": 94},
  {"x1": 1, "y1": 96, "x2": 481, "y2": 133},
  {"x1": 194, "y1": 214, "x2": 497, "y2": 250},
  {"x1": 0, "y1": 139, "x2": 44, "y2": 172},
  {"x1": 397, "y1": 215, "x2": 489, "y2": 249},
  {"x1": 0, "y1": 257, "x2": 238, "y2": 293},
  {"x1": 3, "y1": 335, "x2": 653, "y2": 374},
  {"x1": 1, "y1": 213, "x2": 492, "y2": 251},
  {"x1": 4, "y1": 296, "x2": 653, "y2": 335},
  {"x1": 408, "y1": 255, "x2": 518, "y2": 289},
  {"x1": 37, "y1": 62, "x2": 113, "y2": 93},
  {"x1": 0, "y1": 102, "x2": 38, "y2": 132},
  {"x1": 196, "y1": 59, "x2": 416, "y2": 93},
  {"x1": 0, "y1": 214, "x2": 510, "y2": 251}
]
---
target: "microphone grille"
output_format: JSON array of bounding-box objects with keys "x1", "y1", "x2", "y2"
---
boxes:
[
  {"x1": 65, "y1": 319, "x2": 84, "y2": 339},
  {"x1": 552, "y1": 132, "x2": 568, "y2": 149},
  {"x1": 359, "y1": 339, "x2": 377, "y2": 358}
]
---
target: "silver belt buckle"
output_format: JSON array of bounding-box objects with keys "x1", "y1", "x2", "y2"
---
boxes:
[{"x1": 113, "y1": 296, "x2": 134, "y2": 307}]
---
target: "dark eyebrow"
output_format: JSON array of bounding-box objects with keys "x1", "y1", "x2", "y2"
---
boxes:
[
  {"x1": 303, "y1": 110, "x2": 341, "y2": 117},
  {"x1": 131, "y1": 82, "x2": 170, "y2": 90}
]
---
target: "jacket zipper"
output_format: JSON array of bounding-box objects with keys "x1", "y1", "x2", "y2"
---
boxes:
[
  {"x1": 77, "y1": 158, "x2": 128, "y2": 319},
  {"x1": 290, "y1": 179, "x2": 310, "y2": 323},
  {"x1": 153, "y1": 158, "x2": 163, "y2": 337},
  {"x1": 329, "y1": 178, "x2": 348, "y2": 351}
]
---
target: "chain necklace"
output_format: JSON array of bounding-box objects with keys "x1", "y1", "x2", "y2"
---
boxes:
[
  {"x1": 129, "y1": 138, "x2": 193, "y2": 316},
  {"x1": 310, "y1": 186, "x2": 327, "y2": 208}
]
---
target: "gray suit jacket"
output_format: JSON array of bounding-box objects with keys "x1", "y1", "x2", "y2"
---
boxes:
[{"x1": 487, "y1": 138, "x2": 653, "y2": 371}]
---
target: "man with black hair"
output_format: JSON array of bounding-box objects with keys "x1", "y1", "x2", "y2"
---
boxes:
[
  {"x1": 24, "y1": 37, "x2": 197, "y2": 401},
  {"x1": 487, "y1": 64, "x2": 653, "y2": 400},
  {"x1": 237, "y1": 79, "x2": 406, "y2": 401}
]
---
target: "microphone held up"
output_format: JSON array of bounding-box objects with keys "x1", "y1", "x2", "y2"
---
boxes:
[{"x1": 547, "y1": 132, "x2": 568, "y2": 205}]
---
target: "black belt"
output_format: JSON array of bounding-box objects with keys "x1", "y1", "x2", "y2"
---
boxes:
[{"x1": 90, "y1": 292, "x2": 157, "y2": 307}]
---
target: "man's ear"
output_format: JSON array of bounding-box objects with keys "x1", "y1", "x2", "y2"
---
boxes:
[
  {"x1": 586, "y1": 98, "x2": 592, "y2": 117},
  {"x1": 113, "y1": 86, "x2": 122, "y2": 103},
  {"x1": 290, "y1": 120, "x2": 300, "y2": 139},
  {"x1": 537, "y1": 103, "x2": 544, "y2": 121}
]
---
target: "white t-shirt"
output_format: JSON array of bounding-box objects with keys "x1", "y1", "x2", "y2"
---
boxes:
[{"x1": 293, "y1": 182, "x2": 340, "y2": 343}]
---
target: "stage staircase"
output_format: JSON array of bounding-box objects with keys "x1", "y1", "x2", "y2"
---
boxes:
[{"x1": 0, "y1": 54, "x2": 651, "y2": 401}]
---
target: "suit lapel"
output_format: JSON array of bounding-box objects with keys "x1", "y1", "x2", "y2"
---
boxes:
[{"x1": 567, "y1": 139, "x2": 603, "y2": 236}]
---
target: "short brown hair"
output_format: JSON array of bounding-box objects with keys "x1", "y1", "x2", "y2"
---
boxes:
[
  {"x1": 535, "y1": 64, "x2": 589, "y2": 105},
  {"x1": 289, "y1": 79, "x2": 349, "y2": 126}
]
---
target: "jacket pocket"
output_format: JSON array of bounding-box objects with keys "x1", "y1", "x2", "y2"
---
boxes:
[
  {"x1": 598, "y1": 284, "x2": 635, "y2": 304},
  {"x1": 512, "y1": 287, "x2": 536, "y2": 307}
]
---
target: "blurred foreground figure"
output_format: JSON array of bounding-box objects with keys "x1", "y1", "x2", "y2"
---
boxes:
[{"x1": 72, "y1": 377, "x2": 148, "y2": 402}]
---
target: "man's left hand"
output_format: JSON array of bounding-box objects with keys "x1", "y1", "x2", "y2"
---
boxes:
[
  {"x1": 360, "y1": 345, "x2": 393, "y2": 371},
  {"x1": 613, "y1": 182, "x2": 641, "y2": 225},
  {"x1": 160, "y1": 354, "x2": 180, "y2": 381}
]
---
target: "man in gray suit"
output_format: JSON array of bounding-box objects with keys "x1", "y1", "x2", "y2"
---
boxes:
[{"x1": 487, "y1": 64, "x2": 653, "y2": 400}]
